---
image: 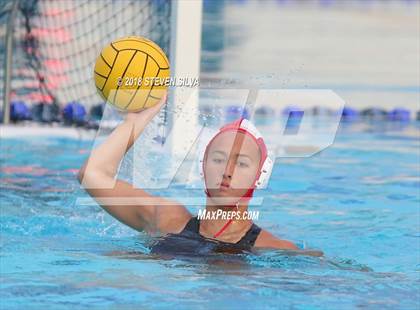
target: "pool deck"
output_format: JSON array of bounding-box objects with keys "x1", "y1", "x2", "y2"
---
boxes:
[
  {"x1": 0, "y1": 124, "x2": 97, "y2": 140},
  {"x1": 1, "y1": 121, "x2": 419, "y2": 141}
]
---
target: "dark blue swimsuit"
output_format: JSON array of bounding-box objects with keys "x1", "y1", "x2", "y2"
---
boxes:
[{"x1": 150, "y1": 216, "x2": 262, "y2": 256}]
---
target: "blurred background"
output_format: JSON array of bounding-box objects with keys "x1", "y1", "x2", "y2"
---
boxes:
[
  {"x1": 201, "y1": 0, "x2": 419, "y2": 114},
  {"x1": 0, "y1": 0, "x2": 418, "y2": 126}
]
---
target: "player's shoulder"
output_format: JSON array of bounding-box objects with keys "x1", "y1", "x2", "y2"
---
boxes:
[{"x1": 254, "y1": 229, "x2": 298, "y2": 250}]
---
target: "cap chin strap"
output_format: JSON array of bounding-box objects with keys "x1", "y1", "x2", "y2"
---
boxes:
[
  {"x1": 206, "y1": 176, "x2": 257, "y2": 239},
  {"x1": 212, "y1": 202, "x2": 239, "y2": 238}
]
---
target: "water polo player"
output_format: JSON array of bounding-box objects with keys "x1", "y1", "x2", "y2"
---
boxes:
[{"x1": 78, "y1": 95, "x2": 322, "y2": 256}]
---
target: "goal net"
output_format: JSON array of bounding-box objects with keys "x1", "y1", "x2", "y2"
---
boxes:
[{"x1": 1, "y1": 0, "x2": 171, "y2": 109}]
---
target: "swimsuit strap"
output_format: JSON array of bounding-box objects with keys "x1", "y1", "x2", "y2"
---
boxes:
[
  {"x1": 236, "y1": 223, "x2": 262, "y2": 247},
  {"x1": 182, "y1": 216, "x2": 262, "y2": 247},
  {"x1": 182, "y1": 216, "x2": 200, "y2": 233}
]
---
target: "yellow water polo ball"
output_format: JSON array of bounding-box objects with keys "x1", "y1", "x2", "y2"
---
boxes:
[{"x1": 94, "y1": 36, "x2": 170, "y2": 112}]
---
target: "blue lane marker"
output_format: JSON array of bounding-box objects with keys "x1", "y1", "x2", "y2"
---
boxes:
[{"x1": 283, "y1": 110, "x2": 304, "y2": 135}]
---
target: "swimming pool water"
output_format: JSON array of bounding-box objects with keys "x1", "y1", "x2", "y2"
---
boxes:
[{"x1": 1, "y1": 122, "x2": 419, "y2": 309}]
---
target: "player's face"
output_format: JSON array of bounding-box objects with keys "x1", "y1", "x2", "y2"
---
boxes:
[{"x1": 204, "y1": 131, "x2": 261, "y2": 206}]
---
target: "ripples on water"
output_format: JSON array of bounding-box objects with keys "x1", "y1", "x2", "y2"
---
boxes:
[{"x1": 1, "y1": 125, "x2": 419, "y2": 309}]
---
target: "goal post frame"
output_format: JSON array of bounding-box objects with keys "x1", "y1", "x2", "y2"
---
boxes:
[{"x1": 168, "y1": 0, "x2": 203, "y2": 157}]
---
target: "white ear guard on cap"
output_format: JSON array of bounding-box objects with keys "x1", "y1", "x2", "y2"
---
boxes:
[
  {"x1": 240, "y1": 119, "x2": 274, "y2": 189},
  {"x1": 254, "y1": 154, "x2": 273, "y2": 189}
]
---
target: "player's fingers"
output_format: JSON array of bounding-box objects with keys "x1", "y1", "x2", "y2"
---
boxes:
[{"x1": 148, "y1": 91, "x2": 168, "y2": 113}]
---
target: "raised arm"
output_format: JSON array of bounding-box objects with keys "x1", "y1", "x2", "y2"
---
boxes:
[{"x1": 77, "y1": 94, "x2": 191, "y2": 234}]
